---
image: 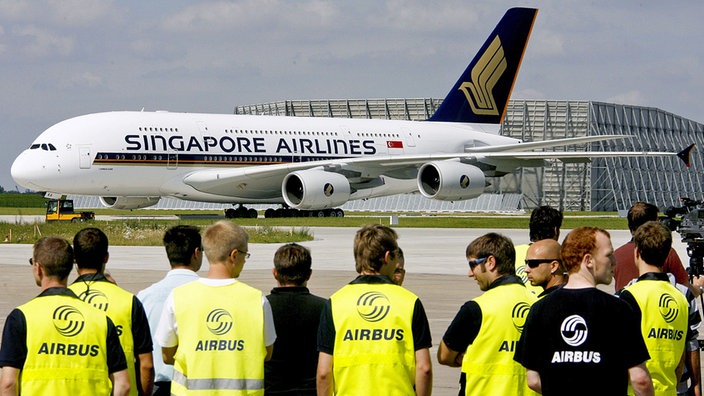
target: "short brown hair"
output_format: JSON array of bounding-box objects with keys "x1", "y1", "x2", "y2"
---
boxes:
[
  {"x1": 627, "y1": 202, "x2": 659, "y2": 233},
  {"x1": 203, "y1": 220, "x2": 249, "y2": 263},
  {"x1": 465, "y1": 233, "x2": 515, "y2": 276},
  {"x1": 633, "y1": 221, "x2": 671, "y2": 268},
  {"x1": 34, "y1": 236, "x2": 74, "y2": 279},
  {"x1": 273, "y1": 243, "x2": 312, "y2": 285},
  {"x1": 561, "y1": 227, "x2": 610, "y2": 274},
  {"x1": 73, "y1": 227, "x2": 108, "y2": 270},
  {"x1": 353, "y1": 224, "x2": 398, "y2": 273}
]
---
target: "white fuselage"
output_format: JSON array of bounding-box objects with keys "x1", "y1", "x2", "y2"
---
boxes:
[{"x1": 11, "y1": 111, "x2": 518, "y2": 204}]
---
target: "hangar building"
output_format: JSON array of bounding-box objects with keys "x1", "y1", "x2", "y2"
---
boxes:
[{"x1": 235, "y1": 99, "x2": 704, "y2": 212}]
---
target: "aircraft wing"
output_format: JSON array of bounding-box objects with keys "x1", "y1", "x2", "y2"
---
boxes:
[{"x1": 182, "y1": 137, "x2": 692, "y2": 198}]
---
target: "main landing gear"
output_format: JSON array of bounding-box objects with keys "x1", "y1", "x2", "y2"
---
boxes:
[{"x1": 223, "y1": 205, "x2": 345, "y2": 219}]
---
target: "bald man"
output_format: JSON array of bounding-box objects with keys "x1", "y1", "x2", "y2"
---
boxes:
[{"x1": 524, "y1": 239, "x2": 566, "y2": 298}]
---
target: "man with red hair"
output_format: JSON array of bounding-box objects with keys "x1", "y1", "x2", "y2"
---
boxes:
[{"x1": 515, "y1": 227, "x2": 654, "y2": 396}]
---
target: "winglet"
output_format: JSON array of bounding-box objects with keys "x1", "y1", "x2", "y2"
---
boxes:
[
  {"x1": 677, "y1": 143, "x2": 695, "y2": 168},
  {"x1": 428, "y1": 8, "x2": 538, "y2": 124}
]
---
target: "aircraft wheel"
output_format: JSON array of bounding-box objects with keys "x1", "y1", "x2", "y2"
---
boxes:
[
  {"x1": 247, "y1": 208, "x2": 258, "y2": 218},
  {"x1": 335, "y1": 209, "x2": 345, "y2": 218}
]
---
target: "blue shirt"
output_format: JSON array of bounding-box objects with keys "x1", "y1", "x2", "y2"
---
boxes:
[{"x1": 137, "y1": 269, "x2": 199, "y2": 382}]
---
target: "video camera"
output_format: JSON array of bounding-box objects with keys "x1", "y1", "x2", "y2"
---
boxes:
[{"x1": 661, "y1": 198, "x2": 704, "y2": 277}]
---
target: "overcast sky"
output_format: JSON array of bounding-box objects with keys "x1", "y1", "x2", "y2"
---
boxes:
[{"x1": 1, "y1": 0, "x2": 702, "y2": 191}]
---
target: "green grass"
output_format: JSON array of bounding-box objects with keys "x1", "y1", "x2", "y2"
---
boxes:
[
  {"x1": 0, "y1": 220, "x2": 313, "y2": 245},
  {"x1": 0, "y1": 208, "x2": 628, "y2": 245}
]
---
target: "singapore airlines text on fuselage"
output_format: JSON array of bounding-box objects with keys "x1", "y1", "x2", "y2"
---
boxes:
[{"x1": 124, "y1": 134, "x2": 378, "y2": 156}]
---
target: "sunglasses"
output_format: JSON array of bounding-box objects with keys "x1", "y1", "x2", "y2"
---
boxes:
[
  {"x1": 468, "y1": 256, "x2": 489, "y2": 269},
  {"x1": 525, "y1": 259, "x2": 559, "y2": 268}
]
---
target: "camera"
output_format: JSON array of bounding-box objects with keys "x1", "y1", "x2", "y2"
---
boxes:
[{"x1": 661, "y1": 198, "x2": 704, "y2": 277}]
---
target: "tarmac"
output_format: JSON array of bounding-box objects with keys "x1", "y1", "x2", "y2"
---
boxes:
[{"x1": 0, "y1": 226, "x2": 693, "y2": 395}]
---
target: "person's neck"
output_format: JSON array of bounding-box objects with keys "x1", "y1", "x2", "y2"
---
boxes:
[
  {"x1": 545, "y1": 275, "x2": 565, "y2": 290},
  {"x1": 563, "y1": 271, "x2": 595, "y2": 289},
  {"x1": 76, "y1": 268, "x2": 99, "y2": 276},
  {"x1": 41, "y1": 278, "x2": 67, "y2": 291},
  {"x1": 638, "y1": 265, "x2": 662, "y2": 276},
  {"x1": 207, "y1": 263, "x2": 235, "y2": 279}
]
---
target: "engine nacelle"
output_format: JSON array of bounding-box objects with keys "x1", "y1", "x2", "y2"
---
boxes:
[
  {"x1": 99, "y1": 196, "x2": 161, "y2": 210},
  {"x1": 282, "y1": 170, "x2": 351, "y2": 210},
  {"x1": 417, "y1": 161, "x2": 486, "y2": 200}
]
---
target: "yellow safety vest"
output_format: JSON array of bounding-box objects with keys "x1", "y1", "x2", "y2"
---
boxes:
[
  {"x1": 70, "y1": 278, "x2": 138, "y2": 395},
  {"x1": 462, "y1": 282, "x2": 537, "y2": 396},
  {"x1": 18, "y1": 294, "x2": 112, "y2": 395},
  {"x1": 171, "y1": 281, "x2": 266, "y2": 396},
  {"x1": 330, "y1": 283, "x2": 417, "y2": 395},
  {"x1": 625, "y1": 278, "x2": 688, "y2": 396}
]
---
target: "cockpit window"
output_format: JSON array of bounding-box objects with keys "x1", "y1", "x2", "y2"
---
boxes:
[{"x1": 30, "y1": 143, "x2": 57, "y2": 151}]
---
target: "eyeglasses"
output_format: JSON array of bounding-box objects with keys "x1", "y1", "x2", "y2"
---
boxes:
[
  {"x1": 29, "y1": 258, "x2": 33, "y2": 266},
  {"x1": 525, "y1": 259, "x2": 559, "y2": 268},
  {"x1": 467, "y1": 256, "x2": 488, "y2": 269},
  {"x1": 238, "y1": 250, "x2": 251, "y2": 259}
]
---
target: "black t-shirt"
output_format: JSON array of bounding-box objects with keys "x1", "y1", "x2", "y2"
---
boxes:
[
  {"x1": 0, "y1": 287, "x2": 127, "y2": 374},
  {"x1": 514, "y1": 287, "x2": 650, "y2": 396},
  {"x1": 317, "y1": 275, "x2": 432, "y2": 355},
  {"x1": 265, "y1": 286, "x2": 326, "y2": 394}
]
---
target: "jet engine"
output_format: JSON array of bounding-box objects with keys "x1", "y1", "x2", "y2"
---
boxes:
[
  {"x1": 282, "y1": 169, "x2": 351, "y2": 210},
  {"x1": 417, "y1": 161, "x2": 486, "y2": 200},
  {"x1": 99, "y1": 196, "x2": 161, "y2": 210}
]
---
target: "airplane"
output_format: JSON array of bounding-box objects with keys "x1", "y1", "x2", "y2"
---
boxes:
[{"x1": 10, "y1": 8, "x2": 692, "y2": 218}]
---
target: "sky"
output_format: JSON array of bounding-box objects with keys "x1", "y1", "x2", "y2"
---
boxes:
[{"x1": 0, "y1": 0, "x2": 702, "y2": 191}]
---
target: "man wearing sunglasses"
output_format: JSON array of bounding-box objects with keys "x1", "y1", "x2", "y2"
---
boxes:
[
  {"x1": 524, "y1": 239, "x2": 566, "y2": 298},
  {"x1": 438, "y1": 233, "x2": 537, "y2": 395},
  {"x1": 514, "y1": 206, "x2": 563, "y2": 296}
]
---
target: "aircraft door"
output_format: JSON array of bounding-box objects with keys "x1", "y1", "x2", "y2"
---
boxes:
[
  {"x1": 167, "y1": 152, "x2": 178, "y2": 169},
  {"x1": 78, "y1": 146, "x2": 92, "y2": 169}
]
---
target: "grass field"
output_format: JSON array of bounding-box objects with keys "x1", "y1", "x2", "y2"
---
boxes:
[{"x1": 0, "y1": 207, "x2": 628, "y2": 246}]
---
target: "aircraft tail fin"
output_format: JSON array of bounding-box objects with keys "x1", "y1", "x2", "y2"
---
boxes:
[{"x1": 428, "y1": 7, "x2": 538, "y2": 124}]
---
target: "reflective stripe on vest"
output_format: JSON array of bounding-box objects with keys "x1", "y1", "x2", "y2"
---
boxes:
[
  {"x1": 330, "y1": 283, "x2": 417, "y2": 395},
  {"x1": 70, "y1": 279, "x2": 138, "y2": 396},
  {"x1": 625, "y1": 279, "x2": 688, "y2": 396},
  {"x1": 19, "y1": 294, "x2": 112, "y2": 395},
  {"x1": 172, "y1": 371, "x2": 264, "y2": 390},
  {"x1": 171, "y1": 281, "x2": 266, "y2": 396},
  {"x1": 462, "y1": 282, "x2": 538, "y2": 396}
]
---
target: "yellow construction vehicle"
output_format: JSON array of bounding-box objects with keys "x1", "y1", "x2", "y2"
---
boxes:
[{"x1": 45, "y1": 199, "x2": 95, "y2": 222}]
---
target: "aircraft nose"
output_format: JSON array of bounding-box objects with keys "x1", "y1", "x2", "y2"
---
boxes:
[{"x1": 11, "y1": 150, "x2": 51, "y2": 191}]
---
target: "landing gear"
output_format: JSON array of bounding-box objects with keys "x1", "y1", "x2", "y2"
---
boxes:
[
  {"x1": 263, "y1": 206, "x2": 345, "y2": 218},
  {"x1": 224, "y1": 205, "x2": 258, "y2": 219}
]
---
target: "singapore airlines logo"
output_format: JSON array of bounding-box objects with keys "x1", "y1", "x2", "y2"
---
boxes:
[
  {"x1": 206, "y1": 309, "x2": 233, "y2": 336},
  {"x1": 561, "y1": 315, "x2": 588, "y2": 346},
  {"x1": 659, "y1": 293, "x2": 680, "y2": 323},
  {"x1": 78, "y1": 289, "x2": 110, "y2": 312},
  {"x1": 458, "y1": 35, "x2": 507, "y2": 116},
  {"x1": 459, "y1": 175, "x2": 470, "y2": 189},
  {"x1": 324, "y1": 183, "x2": 334, "y2": 197},
  {"x1": 356, "y1": 291, "x2": 391, "y2": 322},
  {"x1": 53, "y1": 305, "x2": 85, "y2": 337},
  {"x1": 511, "y1": 302, "x2": 531, "y2": 332}
]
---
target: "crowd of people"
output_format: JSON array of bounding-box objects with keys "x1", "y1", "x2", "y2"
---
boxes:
[{"x1": 0, "y1": 203, "x2": 702, "y2": 395}]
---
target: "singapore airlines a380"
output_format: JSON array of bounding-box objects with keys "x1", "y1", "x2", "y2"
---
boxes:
[{"x1": 10, "y1": 8, "x2": 691, "y2": 217}]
